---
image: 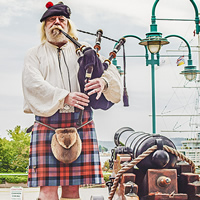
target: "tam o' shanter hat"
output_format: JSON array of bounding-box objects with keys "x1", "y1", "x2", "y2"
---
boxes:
[{"x1": 40, "y1": 1, "x2": 71, "y2": 22}]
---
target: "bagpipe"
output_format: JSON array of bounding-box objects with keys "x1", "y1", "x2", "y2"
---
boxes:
[{"x1": 60, "y1": 29, "x2": 126, "y2": 125}]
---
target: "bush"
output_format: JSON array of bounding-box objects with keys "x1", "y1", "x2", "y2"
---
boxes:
[
  {"x1": 103, "y1": 172, "x2": 111, "y2": 183},
  {"x1": 0, "y1": 175, "x2": 28, "y2": 184},
  {"x1": 0, "y1": 126, "x2": 31, "y2": 173}
]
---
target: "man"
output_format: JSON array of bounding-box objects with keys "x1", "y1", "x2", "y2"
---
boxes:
[{"x1": 22, "y1": 2, "x2": 122, "y2": 200}]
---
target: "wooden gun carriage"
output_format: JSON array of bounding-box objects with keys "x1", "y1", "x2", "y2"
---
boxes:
[{"x1": 91, "y1": 127, "x2": 200, "y2": 200}]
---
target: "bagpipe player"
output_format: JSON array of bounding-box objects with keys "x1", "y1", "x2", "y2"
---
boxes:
[{"x1": 22, "y1": 1, "x2": 122, "y2": 200}]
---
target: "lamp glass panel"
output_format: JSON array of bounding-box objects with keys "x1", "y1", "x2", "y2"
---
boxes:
[
  {"x1": 147, "y1": 41, "x2": 161, "y2": 54},
  {"x1": 185, "y1": 73, "x2": 196, "y2": 81}
]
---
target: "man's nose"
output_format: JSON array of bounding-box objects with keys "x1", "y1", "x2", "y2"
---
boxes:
[{"x1": 54, "y1": 17, "x2": 61, "y2": 24}]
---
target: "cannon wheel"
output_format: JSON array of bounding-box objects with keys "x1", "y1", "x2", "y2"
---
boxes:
[{"x1": 90, "y1": 195, "x2": 104, "y2": 200}]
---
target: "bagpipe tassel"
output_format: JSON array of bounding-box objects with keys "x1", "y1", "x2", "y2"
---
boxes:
[
  {"x1": 122, "y1": 43, "x2": 129, "y2": 107},
  {"x1": 123, "y1": 87, "x2": 129, "y2": 107}
]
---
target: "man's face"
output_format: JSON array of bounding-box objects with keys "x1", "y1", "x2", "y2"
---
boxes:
[{"x1": 45, "y1": 16, "x2": 69, "y2": 44}]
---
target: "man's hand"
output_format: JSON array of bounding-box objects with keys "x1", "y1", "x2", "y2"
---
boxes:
[
  {"x1": 84, "y1": 78, "x2": 107, "y2": 100},
  {"x1": 64, "y1": 92, "x2": 89, "y2": 110}
]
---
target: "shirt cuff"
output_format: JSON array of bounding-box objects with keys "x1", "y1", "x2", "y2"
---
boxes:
[{"x1": 101, "y1": 77, "x2": 109, "y2": 92}]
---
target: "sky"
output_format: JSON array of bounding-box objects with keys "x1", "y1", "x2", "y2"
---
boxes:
[{"x1": 1, "y1": 0, "x2": 200, "y2": 142}]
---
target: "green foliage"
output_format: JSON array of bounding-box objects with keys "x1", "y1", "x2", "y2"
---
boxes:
[
  {"x1": 103, "y1": 172, "x2": 111, "y2": 182},
  {"x1": 99, "y1": 145, "x2": 108, "y2": 153},
  {"x1": 102, "y1": 146, "x2": 108, "y2": 152},
  {"x1": 0, "y1": 175, "x2": 28, "y2": 184},
  {"x1": 0, "y1": 126, "x2": 31, "y2": 172},
  {"x1": 102, "y1": 160, "x2": 110, "y2": 172},
  {"x1": 0, "y1": 138, "x2": 14, "y2": 172}
]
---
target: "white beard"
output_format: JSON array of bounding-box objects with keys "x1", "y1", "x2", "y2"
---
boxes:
[{"x1": 45, "y1": 25, "x2": 68, "y2": 44}]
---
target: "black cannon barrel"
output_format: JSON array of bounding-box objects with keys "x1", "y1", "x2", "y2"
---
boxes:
[{"x1": 114, "y1": 127, "x2": 177, "y2": 170}]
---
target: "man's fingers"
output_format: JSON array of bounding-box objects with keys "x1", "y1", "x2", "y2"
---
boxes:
[
  {"x1": 96, "y1": 91, "x2": 102, "y2": 100},
  {"x1": 73, "y1": 93, "x2": 90, "y2": 107},
  {"x1": 74, "y1": 99, "x2": 89, "y2": 107},
  {"x1": 85, "y1": 83, "x2": 99, "y2": 91},
  {"x1": 76, "y1": 92, "x2": 89, "y2": 100},
  {"x1": 74, "y1": 103, "x2": 84, "y2": 110},
  {"x1": 65, "y1": 92, "x2": 90, "y2": 108},
  {"x1": 87, "y1": 88, "x2": 99, "y2": 96},
  {"x1": 76, "y1": 96, "x2": 90, "y2": 104}
]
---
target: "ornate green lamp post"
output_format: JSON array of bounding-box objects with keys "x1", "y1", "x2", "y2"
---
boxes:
[
  {"x1": 139, "y1": 31, "x2": 169, "y2": 134},
  {"x1": 137, "y1": 0, "x2": 200, "y2": 133},
  {"x1": 112, "y1": 0, "x2": 200, "y2": 134}
]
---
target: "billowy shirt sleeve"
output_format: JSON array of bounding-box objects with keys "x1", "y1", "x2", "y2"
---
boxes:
[
  {"x1": 97, "y1": 54, "x2": 122, "y2": 103},
  {"x1": 22, "y1": 47, "x2": 69, "y2": 117}
]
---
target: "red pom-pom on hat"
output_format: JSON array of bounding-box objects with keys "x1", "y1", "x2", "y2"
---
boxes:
[{"x1": 46, "y1": 2, "x2": 54, "y2": 9}]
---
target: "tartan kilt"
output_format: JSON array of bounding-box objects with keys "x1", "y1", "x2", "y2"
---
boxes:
[{"x1": 28, "y1": 108, "x2": 104, "y2": 187}]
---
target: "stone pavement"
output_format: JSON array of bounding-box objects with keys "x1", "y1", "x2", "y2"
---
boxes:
[{"x1": 0, "y1": 187, "x2": 109, "y2": 200}]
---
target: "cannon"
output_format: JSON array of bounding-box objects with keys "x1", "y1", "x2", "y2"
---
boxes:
[
  {"x1": 113, "y1": 127, "x2": 177, "y2": 170},
  {"x1": 91, "y1": 127, "x2": 200, "y2": 200}
]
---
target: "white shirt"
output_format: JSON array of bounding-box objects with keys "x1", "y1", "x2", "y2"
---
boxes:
[{"x1": 22, "y1": 41, "x2": 122, "y2": 117}]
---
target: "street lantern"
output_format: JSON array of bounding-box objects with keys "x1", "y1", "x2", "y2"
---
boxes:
[
  {"x1": 164, "y1": 34, "x2": 200, "y2": 82},
  {"x1": 139, "y1": 32, "x2": 169, "y2": 54},
  {"x1": 180, "y1": 65, "x2": 200, "y2": 81}
]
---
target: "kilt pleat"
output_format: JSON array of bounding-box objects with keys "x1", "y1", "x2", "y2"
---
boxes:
[{"x1": 28, "y1": 109, "x2": 104, "y2": 187}]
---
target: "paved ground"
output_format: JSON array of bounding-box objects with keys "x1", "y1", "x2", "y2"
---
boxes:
[{"x1": 0, "y1": 187, "x2": 109, "y2": 200}]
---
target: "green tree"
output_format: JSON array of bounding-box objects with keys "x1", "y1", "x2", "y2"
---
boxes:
[
  {"x1": 0, "y1": 126, "x2": 31, "y2": 172},
  {"x1": 0, "y1": 138, "x2": 14, "y2": 172}
]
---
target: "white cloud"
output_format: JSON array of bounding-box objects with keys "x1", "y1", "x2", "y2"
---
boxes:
[{"x1": 0, "y1": 0, "x2": 44, "y2": 26}]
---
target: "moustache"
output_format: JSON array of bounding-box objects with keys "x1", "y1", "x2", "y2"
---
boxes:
[{"x1": 50, "y1": 25, "x2": 64, "y2": 37}]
